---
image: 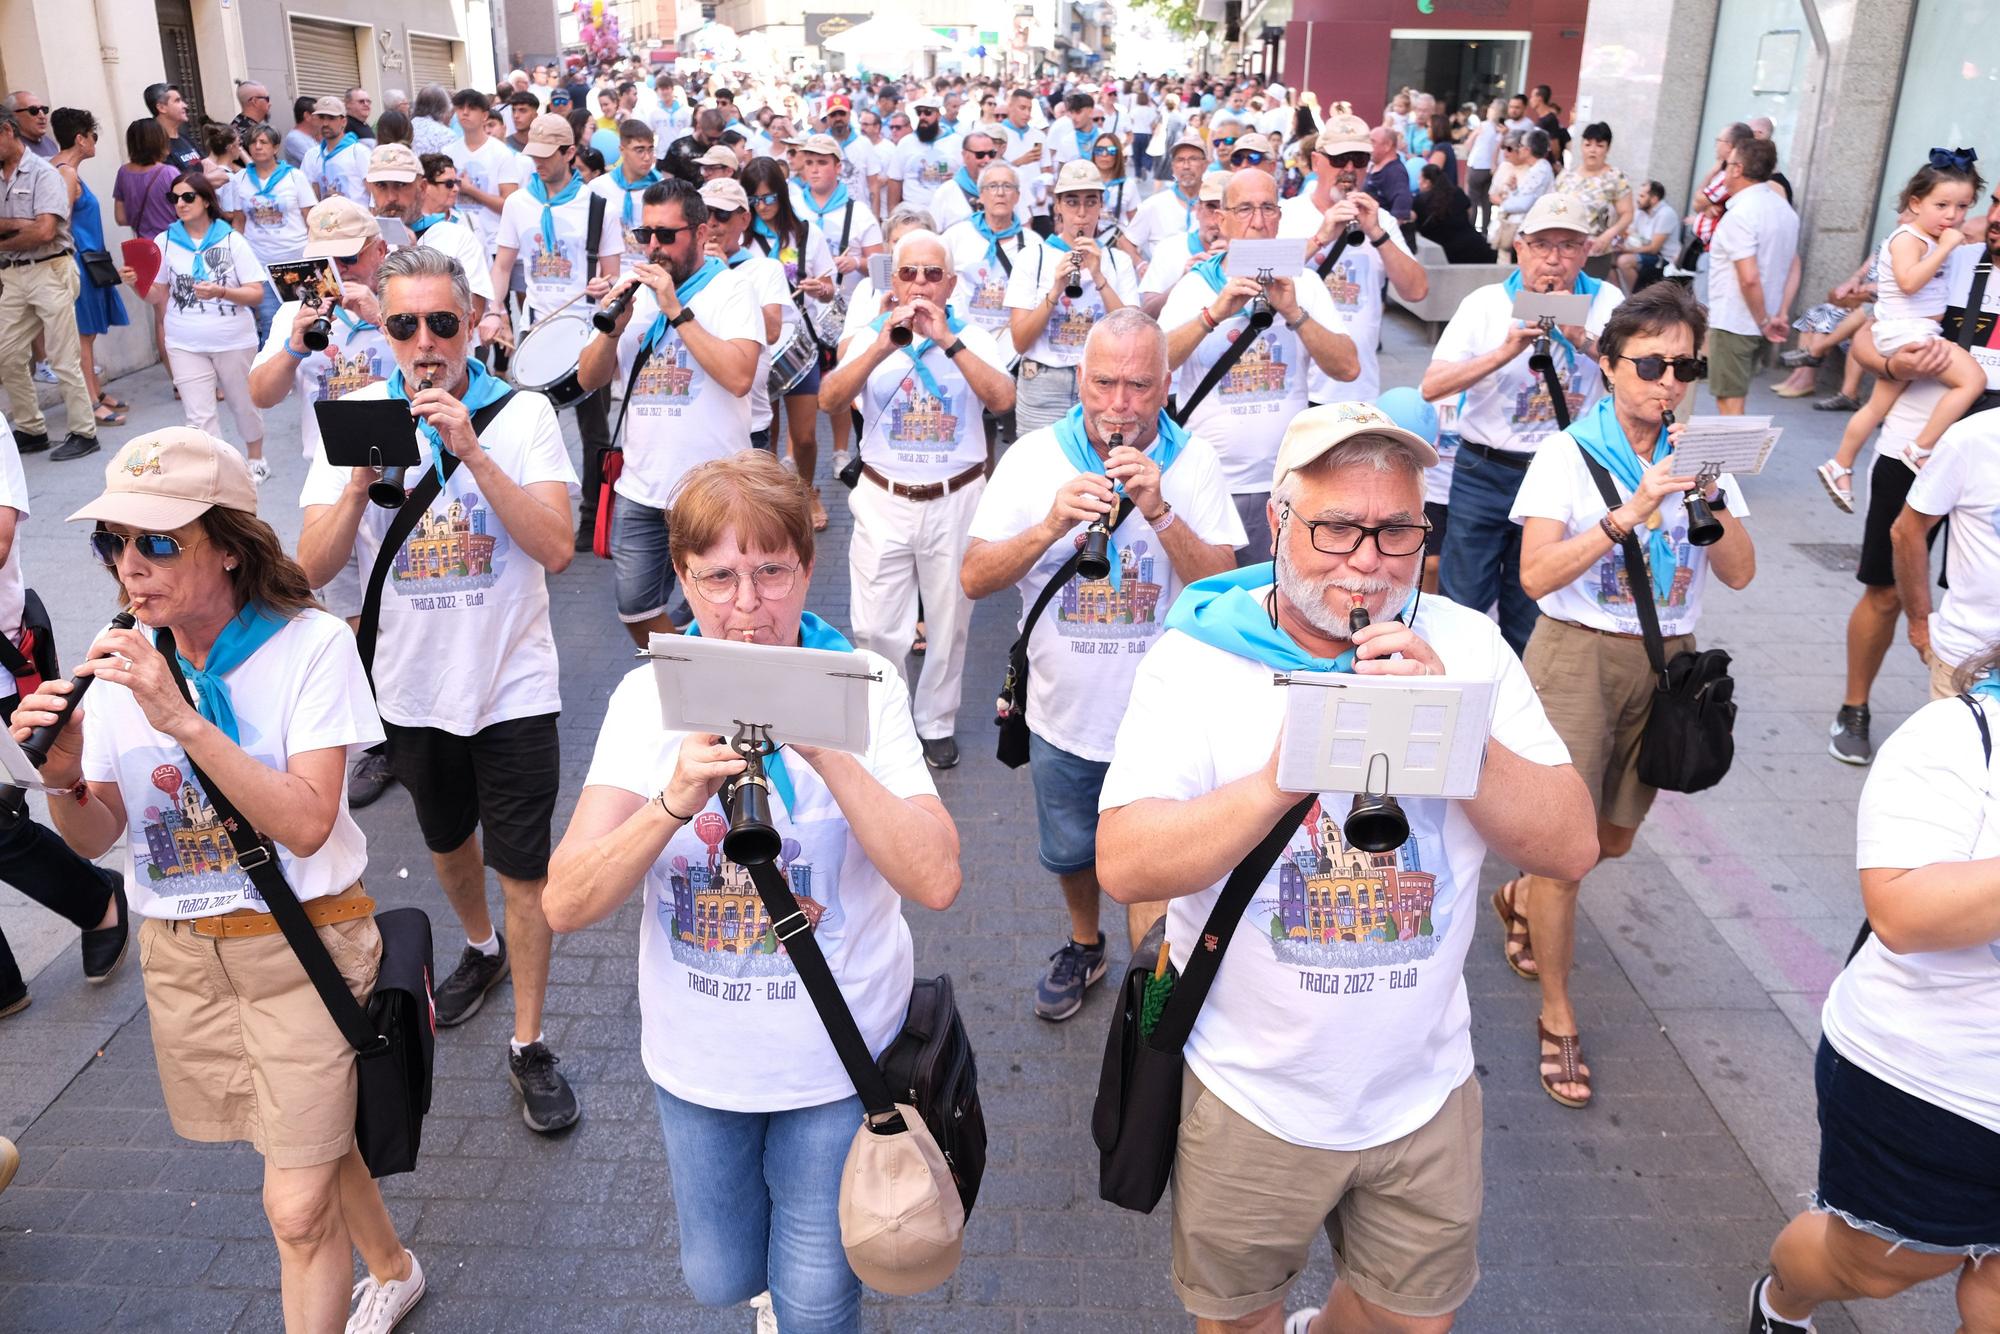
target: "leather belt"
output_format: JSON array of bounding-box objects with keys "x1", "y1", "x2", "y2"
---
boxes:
[
  {"x1": 860, "y1": 461, "x2": 985, "y2": 502},
  {"x1": 1458, "y1": 439, "x2": 1533, "y2": 470},
  {"x1": 190, "y1": 893, "x2": 375, "y2": 938},
  {"x1": 0, "y1": 251, "x2": 72, "y2": 270},
  {"x1": 1551, "y1": 617, "x2": 1647, "y2": 642}
]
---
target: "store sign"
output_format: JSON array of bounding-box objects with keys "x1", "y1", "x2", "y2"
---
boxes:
[{"x1": 804, "y1": 12, "x2": 869, "y2": 48}]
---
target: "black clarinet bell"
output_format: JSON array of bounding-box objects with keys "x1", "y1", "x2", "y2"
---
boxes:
[
  {"x1": 722, "y1": 770, "x2": 782, "y2": 865},
  {"x1": 1684, "y1": 490, "x2": 1723, "y2": 547},
  {"x1": 1344, "y1": 792, "x2": 1410, "y2": 854}
]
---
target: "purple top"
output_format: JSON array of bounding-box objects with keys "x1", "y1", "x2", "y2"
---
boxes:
[{"x1": 112, "y1": 163, "x2": 181, "y2": 240}]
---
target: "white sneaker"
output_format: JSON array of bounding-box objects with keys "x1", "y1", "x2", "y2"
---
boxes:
[
  {"x1": 831, "y1": 449, "x2": 851, "y2": 474},
  {"x1": 248, "y1": 457, "x2": 271, "y2": 485},
  {"x1": 32, "y1": 362, "x2": 56, "y2": 385},
  {"x1": 750, "y1": 1290, "x2": 780, "y2": 1334},
  {"x1": 1284, "y1": 1309, "x2": 1320, "y2": 1334},
  {"x1": 346, "y1": 1249, "x2": 425, "y2": 1333}
]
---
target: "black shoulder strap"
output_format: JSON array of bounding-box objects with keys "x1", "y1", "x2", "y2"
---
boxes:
[
  {"x1": 606, "y1": 337, "x2": 656, "y2": 451},
  {"x1": 356, "y1": 391, "x2": 517, "y2": 681},
  {"x1": 584, "y1": 192, "x2": 608, "y2": 281},
  {"x1": 1150, "y1": 795, "x2": 1317, "y2": 1050},
  {"x1": 0, "y1": 627, "x2": 30, "y2": 679},
  {"x1": 1172, "y1": 308, "x2": 1276, "y2": 427},
  {"x1": 1011, "y1": 497, "x2": 1135, "y2": 655},
  {"x1": 1315, "y1": 227, "x2": 1359, "y2": 280},
  {"x1": 838, "y1": 201, "x2": 855, "y2": 255},
  {"x1": 1577, "y1": 449, "x2": 1670, "y2": 679},
  {"x1": 156, "y1": 630, "x2": 381, "y2": 1055},
  {"x1": 1954, "y1": 263, "x2": 1992, "y2": 350},
  {"x1": 993, "y1": 234, "x2": 1016, "y2": 278},
  {"x1": 741, "y1": 855, "x2": 899, "y2": 1116}
]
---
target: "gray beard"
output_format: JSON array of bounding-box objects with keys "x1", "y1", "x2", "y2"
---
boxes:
[{"x1": 1273, "y1": 542, "x2": 1413, "y2": 643}]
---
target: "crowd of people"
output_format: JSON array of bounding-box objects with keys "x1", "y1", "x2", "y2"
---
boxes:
[{"x1": 0, "y1": 51, "x2": 1993, "y2": 1334}]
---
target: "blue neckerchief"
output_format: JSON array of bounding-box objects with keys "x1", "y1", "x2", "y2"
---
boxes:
[
  {"x1": 167, "y1": 603, "x2": 289, "y2": 744},
  {"x1": 868, "y1": 307, "x2": 967, "y2": 403},
  {"x1": 1167, "y1": 563, "x2": 1417, "y2": 672},
  {"x1": 386, "y1": 360, "x2": 510, "y2": 487},
  {"x1": 752, "y1": 215, "x2": 778, "y2": 243},
  {"x1": 243, "y1": 162, "x2": 293, "y2": 198},
  {"x1": 637, "y1": 258, "x2": 727, "y2": 357},
  {"x1": 525, "y1": 169, "x2": 583, "y2": 251},
  {"x1": 1045, "y1": 234, "x2": 1074, "y2": 254},
  {"x1": 726, "y1": 246, "x2": 754, "y2": 267},
  {"x1": 1502, "y1": 266, "x2": 1604, "y2": 361},
  {"x1": 610, "y1": 164, "x2": 661, "y2": 226},
  {"x1": 1073, "y1": 125, "x2": 1094, "y2": 158},
  {"x1": 164, "y1": 218, "x2": 232, "y2": 281},
  {"x1": 1171, "y1": 182, "x2": 1195, "y2": 229},
  {"x1": 1568, "y1": 396, "x2": 1680, "y2": 603},
  {"x1": 970, "y1": 210, "x2": 1021, "y2": 267},
  {"x1": 1186, "y1": 229, "x2": 1204, "y2": 256},
  {"x1": 833, "y1": 127, "x2": 857, "y2": 150},
  {"x1": 954, "y1": 166, "x2": 980, "y2": 198},
  {"x1": 318, "y1": 133, "x2": 359, "y2": 170},
  {"x1": 1051, "y1": 405, "x2": 1189, "y2": 590},
  {"x1": 1972, "y1": 670, "x2": 2000, "y2": 704},
  {"x1": 333, "y1": 306, "x2": 375, "y2": 334},
  {"x1": 800, "y1": 182, "x2": 850, "y2": 222},
  {"x1": 410, "y1": 213, "x2": 448, "y2": 236},
  {"x1": 1192, "y1": 252, "x2": 1227, "y2": 294},
  {"x1": 687, "y1": 612, "x2": 854, "y2": 814}
]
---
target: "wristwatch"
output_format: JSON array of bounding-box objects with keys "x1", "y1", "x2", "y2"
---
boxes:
[
  {"x1": 668, "y1": 307, "x2": 696, "y2": 329},
  {"x1": 1369, "y1": 230, "x2": 1392, "y2": 248},
  {"x1": 942, "y1": 338, "x2": 966, "y2": 359}
]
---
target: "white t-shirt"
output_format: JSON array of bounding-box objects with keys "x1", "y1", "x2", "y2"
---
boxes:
[
  {"x1": 495, "y1": 183, "x2": 618, "y2": 319},
  {"x1": 1905, "y1": 409, "x2": 2000, "y2": 666},
  {"x1": 611, "y1": 270, "x2": 764, "y2": 509},
  {"x1": 1279, "y1": 193, "x2": 1413, "y2": 405},
  {"x1": 1427, "y1": 399, "x2": 1461, "y2": 509},
  {"x1": 829, "y1": 134, "x2": 876, "y2": 202},
  {"x1": 1141, "y1": 232, "x2": 1204, "y2": 298},
  {"x1": 412, "y1": 219, "x2": 497, "y2": 305},
  {"x1": 1129, "y1": 185, "x2": 1199, "y2": 260},
  {"x1": 1876, "y1": 248, "x2": 2000, "y2": 465},
  {"x1": 842, "y1": 321, "x2": 1008, "y2": 483},
  {"x1": 1003, "y1": 242, "x2": 1139, "y2": 368},
  {"x1": 585, "y1": 651, "x2": 934, "y2": 1112},
  {"x1": 1464, "y1": 120, "x2": 1501, "y2": 172},
  {"x1": 1129, "y1": 104, "x2": 1161, "y2": 135},
  {"x1": 588, "y1": 169, "x2": 661, "y2": 273},
  {"x1": 1822, "y1": 692, "x2": 2000, "y2": 1135},
  {"x1": 997, "y1": 120, "x2": 1046, "y2": 170},
  {"x1": 942, "y1": 220, "x2": 1039, "y2": 355},
  {"x1": 1098, "y1": 596, "x2": 1569, "y2": 1150},
  {"x1": 222, "y1": 166, "x2": 317, "y2": 267},
  {"x1": 1430, "y1": 278, "x2": 1624, "y2": 454},
  {"x1": 1159, "y1": 267, "x2": 1349, "y2": 493},
  {"x1": 929, "y1": 175, "x2": 979, "y2": 234},
  {"x1": 81, "y1": 611, "x2": 382, "y2": 921},
  {"x1": 1705, "y1": 182, "x2": 1799, "y2": 337},
  {"x1": 253, "y1": 302, "x2": 394, "y2": 459},
  {"x1": 728, "y1": 251, "x2": 791, "y2": 432},
  {"x1": 155, "y1": 231, "x2": 268, "y2": 354},
  {"x1": 297, "y1": 386, "x2": 579, "y2": 734},
  {"x1": 0, "y1": 435, "x2": 27, "y2": 640},
  {"x1": 447, "y1": 136, "x2": 525, "y2": 249},
  {"x1": 1510, "y1": 428, "x2": 1748, "y2": 637},
  {"x1": 965, "y1": 424, "x2": 1244, "y2": 760},
  {"x1": 797, "y1": 189, "x2": 883, "y2": 298},
  {"x1": 302, "y1": 137, "x2": 370, "y2": 202},
  {"x1": 890, "y1": 133, "x2": 961, "y2": 212},
  {"x1": 1630, "y1": 201, "x2": 1681, "y2": 255}
]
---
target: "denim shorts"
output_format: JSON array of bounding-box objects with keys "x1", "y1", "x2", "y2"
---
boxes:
[
  {"x1": 611, "y1": 495, "x2": 675, "y2": 623},
  {"x1": 1813, "y1": 1038, "x2": 2000, "y2": 1257},
  {"x1": 1028, "y1": 731, "x2": 1110, "y2": 875}
]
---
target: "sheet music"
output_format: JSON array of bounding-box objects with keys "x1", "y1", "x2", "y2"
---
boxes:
[
  {"x1": 1669, "y1": 415, "x2": 1781, "y2": 476},
  {"x1": 1508, "y1": 290, "x2": 1592, "y2": 325},
  {"x1": 1276, "y1": 675, "x2": 1497, "y2": 799},
  {"x1": 646, "y1": 633, "x2": 876, "y2": 754},
  {"x1": 1223, "y1": 237, "x2": 1308, "y2": 279}
]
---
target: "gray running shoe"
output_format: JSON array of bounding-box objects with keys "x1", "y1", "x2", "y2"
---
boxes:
[{"x1": 1829, "y1": 704, "x2": 1872, "y2": 765}]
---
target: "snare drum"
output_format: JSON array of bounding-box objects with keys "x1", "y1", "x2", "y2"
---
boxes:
[
  {"x1": 811, "y1": 295, "x2": 847, "y2": 351},
  {"x1": 510, "y1": 313, "x2": 594, "y2": 408},
  {"x1": 768, "y1": 324, "x2": 817, "y2": 397}
]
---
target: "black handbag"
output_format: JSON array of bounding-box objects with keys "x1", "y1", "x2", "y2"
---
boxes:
[
  {"x1": 741, "y1": 856, "x2": 986, "y2": 1214},
  {"x1": 1577, "y1": 453, "x2": 1737, "y2": 793},
  {"x1": 80, "y1": 249, "x2": 122, "y2": 289},
  {"x1": 1091, "y1": 796, "x2": 1314, "y2": 1213},
  {"x1": 993, "y1": 496, "x2": 1133, "y2": 768},
  {"x1": 1674, "y1": 232, "x2": 1705, "y2": 273},
  {"x1": 158, "y1": 629, "x2": 436, "y2": 1178}
]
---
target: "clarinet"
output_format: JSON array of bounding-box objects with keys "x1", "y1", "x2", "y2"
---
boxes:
[{"x1": 1076, "y1": 431, "x2": 1121, "y2": 581}]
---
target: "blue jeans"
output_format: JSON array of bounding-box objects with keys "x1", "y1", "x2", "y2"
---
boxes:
[
  {"x1": 653, "y1": 1083, "x2": 865, "y2": 1331},
  {"x1": 1439, "y1": 447, "x2": 1540, "y2": 656},
  {"x1": 1028, "y1": 731, "x2": 1110, "y2": 874},
  {"x1": 253, "y1": 285, "x2": 282, "y2": 348},
  {"x1": 611, "y1": 495, "x2": 676, "y2": 623}
]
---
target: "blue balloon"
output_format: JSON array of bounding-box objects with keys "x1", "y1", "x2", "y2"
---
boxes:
[{"x1": 1374, "y1": 386, "x2": 1439, "y2": 445}]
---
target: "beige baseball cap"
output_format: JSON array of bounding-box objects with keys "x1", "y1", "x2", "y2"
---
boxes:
[
  {"x1": 1270, "y1": 401, "x2": 1439, "y2": 491},
  {"x1": 911, "y1": 94, "x2": 941, "y2": 112},
  {"x1": 699, "y1": 178, "x2": 749, "y2": 212},
  {"x1": 1231, "y1": 132, "x2": 1276, "y2": 158},
  {"x1": 1198, "y1": 173, "x2": 1227, "y2": 203},
  {"x1": 698, "y1": 144, "x2": 739, "y2": 170},
  {"x1": 70, "y1": 429, "x2": 259, "y2": 529},
  {"x1": 523, "y1": 112, "x2": 576, "y2": 158},
  {"x1": 365, "y1": 142, "x2": 421, "y2": 183},
  {"x1": 313, "y1": 95, "x2": 346, "y2": 118},
  {"x1": 1169, "y1": 133, "x2": 1208, "y2": 157},
  {"x1": 796, "y1": 132, "x2": 843, "y2": 160},
  {"x1": 1316, "y1": 113, "x2": 1372, "y2": 159},
  {"x1": 1053, "y1": 159, "x2": 1103, "y2": 196},
  {"x1": 1519, "y1": 192, "x2": 1589, "y2": 236},
  {"x1": 838, "y1": 1105, "x2": 965, "y2": 1296},
  {"x1": 302, "y1": 196, "x2": 381, "y2": 259}
]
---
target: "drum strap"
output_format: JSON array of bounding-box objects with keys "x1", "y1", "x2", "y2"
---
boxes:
[
  {"x1": 584, "y1": 194, "x2": 608, "y2": 281},
  {"x1": 355, "y1": 390, "x2": 517, "y2": 685},
  {"x1": 838, "y1": 202, "x2": 854, "y2": 255}
]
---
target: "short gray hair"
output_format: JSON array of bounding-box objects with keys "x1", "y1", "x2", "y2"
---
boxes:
[
  {"x1": 978, "y1": 161, "x2": 1019, "y2": 189},
  {"x1": 413, "y1": 85, "x2": 452, "y2": 123},
  {"x1": 377, "y1": 244, "x2": 474, "y2": 316},
  {"x1": 384, "y1": 89, "x2": 410, "y2": 112},
  {"x1": 884, "y1": 205, "x2": 937, "y2": 241},
  {"x1": 1272, "y1": 433, "x2": 1427, "y2": 507},
  {"x1": 892, "y1": 228, "x2": 953, "y2": 274},
  {"x1": 1084, "y1": 308, "x2": 1168, "y2": 379}
]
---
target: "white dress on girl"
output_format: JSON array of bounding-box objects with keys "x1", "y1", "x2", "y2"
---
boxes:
[{"x1": 1872, "y1": 223, "x2": 1952, "y2": 353}]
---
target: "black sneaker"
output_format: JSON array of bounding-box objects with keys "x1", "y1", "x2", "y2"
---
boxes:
[
  {"x1": 1746, "y1": 1274, "x2": 1811, "y2": 1333},
  {"x1": 0, "y1": 983, "x2": 27, "y2": 1020},
  {"x1": 347, "y1": 748, "x2": 396, "y2": 808},
  {"x1": 80, "y1": 879, "x2": 128, "y2": 983},
  {"x1": 1829, "y1": 704, "x2": 1872, "y2": 765},
  {"x1": 50, "y1": 432, "x2": 100, "y2": 462},
  {"x1": 432, "y1": 935, "x2": 509, "y2": 1027},
  {"x1": 12, "y1": 430, "x2": 49, "y2": 455},
  {"x1": 507, "y1": 1041, "x2": 580, "y2": 1133},
  {"x1": 1034, "y1": 935, "x2": 1108, "y2": 1021},
  {"x1": 920, "y1": 736, "x2": 959, "y2": 769}
]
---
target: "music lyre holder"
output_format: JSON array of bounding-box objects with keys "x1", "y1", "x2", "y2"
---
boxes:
[
  {"x1": 720, "y1": 721, "x2": 783, "y2": 865},
  {"x1": 1345, "y1": 752, "x2": 1410, "y2": 853}
]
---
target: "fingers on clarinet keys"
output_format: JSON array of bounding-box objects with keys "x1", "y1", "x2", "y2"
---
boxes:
[
  {"x1": 720, "y1": 726, "x2": 781, "y2": 866},
  {"x1": 593, "y1": 283, "x2": 638, "y2": 334},
  {"x1": 19, "y1": 612, "x2": 137, "y2": 767}
]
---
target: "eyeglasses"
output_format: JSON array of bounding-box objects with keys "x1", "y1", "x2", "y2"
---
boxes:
[
  {"x1": 1230, "y1": 151, "x2": 1268, "y2": 166},
  {"x1": 1519, "y1": 236, "x2": 1589, "y2": 256},
  {"x1": 896, "y1": 264, "x2": 947, "y2": 283},
  {"x1": 749, "y1": 192, "x2": 779, "y2": 206},
  {"x1": 169, "y1": 190, "x2": 200, "y2": 204},
  {"x1": 91, "y1": 528, "x2": 199, "y2": 566},
  {"x1": 631, "y1": 225, "x2": 686, "y2": 245},
  {"x1": 1613, "y1": 353, "x2": 1708, "y2": 383},
  {"x1": 1284, "y1": 507, "x2": 1431, "y2": 557},
  {"x1": 383, "y1": 310, "x2": 463, "y2": 340},
  {"x1": 981, "y1": 182, "x2": 1020, "y2": 194},
  {"x1": 686, "y1": 561, "x2": 800, "y2": 603},
  {"x1": 1226, "y1": 202, "x2": 1282, "y2": 219}
]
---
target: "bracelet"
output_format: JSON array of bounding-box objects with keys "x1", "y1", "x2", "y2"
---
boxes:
[
  {"x1": 655, "y1": 792, "x2": 694, "y2": 821},
  {"x1": 1285, "y1": 310, "x2": 1309, "y2": 332},
  {"x1": 1369, "y1": 230, "x2": 1391, "y2": 248},
  {"x1": 1199, "y1": 307, "x2": 1219, "y2": 332},
  {"x1": 1599, "y1": 513, "x2": 1628, "y2": 544},
  {"x1": 1149, "y1": 505, "x2": 1178, "y2": 533},
  {"x1": 284, "y1": 342, "x2": 310, "y2": 359}
]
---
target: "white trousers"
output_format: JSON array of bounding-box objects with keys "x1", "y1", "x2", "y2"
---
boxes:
[
  {"x1": 169, "y1": 343, "x2": 264, "y2": 447},
  {"x1": 846, "y1": 475, "x2": 983, "y2": 740}
]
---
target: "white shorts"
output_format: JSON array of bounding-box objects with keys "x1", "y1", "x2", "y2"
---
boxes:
[{"x1": 1871, "y1": 316, "x2": 1943, "y2": 355}]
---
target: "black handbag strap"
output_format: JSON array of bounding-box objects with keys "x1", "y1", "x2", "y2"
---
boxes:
[
  {"x1": 1954, "y1": 263, "x2": 1991, "y2": 350},
  {"x1": 1172, "y1": 307, "x2": 1276, "y2": 427},
  {"x1": 584, "y1": 193, "x2": 608, "y2": 281},
  {"x1": 355, "y1": 391, "x2": 517, "y2": 680},
  {"x1": 1314, "y1": 227, "x2": 1359, "y2": 280},
  {"x1": 156, "y1": 629, "x2": 382, "y2": 1055},
  {"x1": 1577, "y1": 449, "x2": 1671, "y2": 680},
  {"x1": 1149, "y1": 795, "x2": 1316, "y2": 1051},
  {"x1": 1009, "y1": 496, "x2": 1136, "y2": 659},
  {"x1": 606, "y1": 334, "x2": 657, "y2": 453},
  {"x1": 0, "y1": 625, "x2": 30, "y2": 679},
  {"x1": 740, "y1": 855, "x2": 900, "y2": 1117}
]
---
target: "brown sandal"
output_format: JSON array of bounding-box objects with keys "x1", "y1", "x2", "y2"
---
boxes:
[
  {"x1": 1538, "y1": 1020, "x2": 1593, "y2": 1109},
  {"x1": 809, "y1": 485, "x2": 829, "y2": 533},
  {"x1": 1491, "y1": 878, "x2": 1537, "y2": 979}
]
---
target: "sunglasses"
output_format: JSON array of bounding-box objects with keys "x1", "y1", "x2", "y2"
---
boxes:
[
  {"x1": 551, "y1": 96, "x2": 571, "y2": 107},
  {"x1": 433, "y1": 177, "x2": 461, "y2": 189},
  {"x1": 1092, "y1": 146, "x2": 1118, "y2": 158},
  {"x1": 17, "y1": 105, "x2": 48, "y2": 118},
  {"x1": 170, "y1": 190, "x2": 201, "y2": 204},
  {"x1": 91, "y1": 528, "x2": 195, "y2": 566},
  {"x1": 896, "y1": 264, "x2": 947, "y2": 283},
  {"x1": 969, "y1": 149, "x2": 997, "y2": 160},
  {"x1": 749, "y1": 192, "x2": 779, "y2": 206},
  {"x1": 1212, "y1": 137, "x2": 1238, "y2": 151},
  {"x1": 1231, "y1": 151, "x2": 1268, "y2": 165},
  {"x1": 1092, "y1": 117, "x2": 1105, "y2": 124},
  {"x1": 1321, "y1": 151, "x2": 1368, "y2": 168},
  {"x1": 1612, "y1": 353, "x2": 1708, "y2": 383},
  {"x1": 631, "y1": 225, "x2": 687, "y2": 245},
  {"x1": 383, "y1": 310, "x2": 463, "y2": 340}
]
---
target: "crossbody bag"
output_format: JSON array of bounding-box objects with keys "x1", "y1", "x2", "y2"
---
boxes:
[{"x1": 157, "y1": 629, "x2": 436, "y2": 1177}]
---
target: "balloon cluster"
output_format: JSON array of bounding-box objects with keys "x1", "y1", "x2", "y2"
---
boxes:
[{"x1": 575, "y1": 0, "x2": 621, "y2": 63}]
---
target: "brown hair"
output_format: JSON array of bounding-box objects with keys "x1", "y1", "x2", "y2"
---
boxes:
[
  {"x1": 1953, "y1": 640, "x2": 2000, "y2": 694},
  {"x1": 667, "y1": 451, "x2": 816, "y2": 575},
  {"x1": 202, "y1": 508, "x2": 320, "y2": 616},
  {"x1": 170, "y1": 168, "x2": 223, "y2": 222},
  {"x1": 1598, "y1": 279, "x2": 1708, "y2": 363}
]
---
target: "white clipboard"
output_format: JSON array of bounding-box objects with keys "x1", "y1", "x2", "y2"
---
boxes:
[
  {"x1": 1276, "y1": 674, "x2": 1497, "y2": 799},
  {"x1": 1509, "y1": 289, "x2": 1592, "y2": 326},
  {"x1": 644, "y1": 632, "x2": 878, "y2": 754},
  {"x1": 1224, "y1": 236, "x2": 1308, "y2": 280}
]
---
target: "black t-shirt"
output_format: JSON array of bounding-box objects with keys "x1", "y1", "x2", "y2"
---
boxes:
[{"x1": 165, "y1": 132, "x2": 204, "y2": 172}]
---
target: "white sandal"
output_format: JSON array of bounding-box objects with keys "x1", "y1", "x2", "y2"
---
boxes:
[{"x1": 1816, "y1": 459, "x2": 1855, "y2": 514}]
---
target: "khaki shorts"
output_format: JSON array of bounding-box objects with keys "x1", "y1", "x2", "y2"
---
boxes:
[
  {"x1": 1707, "y1": 327, "x2": 1766, "y2": 401},
  {"x1": 1171, "y1": 1068, "x2": 1484, "y2": 1321},
  {"x1": 138, "y1": 884, "x2": 379, "y2": 1167},
  {"x1": 1524, "y1": 616, "x2": 1695, "y2": 831},
  {"x1": 1928, "y1": 649, "x2": 1966, "y2": 701}
]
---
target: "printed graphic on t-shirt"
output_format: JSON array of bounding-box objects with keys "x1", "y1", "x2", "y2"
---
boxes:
[
  {"x1": 390, "y1": 492, "x2": 508, "y2": 605},
  {"x1": 663, "y1": 810, "x2": 843, "y2": 985},
  {"x1": 1509, "y1": 371, "x2": 1584, "y2": 441},
  {"x1": 1050, "y1": 296, "x2": 1097, "y2": 349},
  {"x1": 132, "y1": 758, "x2": 262, "y2": 913},
  {"x1": 1051, "y1": 536, "x2": 1163, "y2": 641},
  {"x1": 169, "y1": 247, "x2": 242, "y2": 317},
  {"x1": 1324, "y1": 260, "x2": 1362, "y2": 309},
  {"x1": 1591, "y1": 524, "x2": 1694, "y2": 615},
  {"x1": 969, "y1": 268, "x2": 1008, "y2": 320},
  {"x1": 312, "y1": 347, "x2": 387, "y2": 402},
  {"x1": 886, "y1": 375, "x2": 962, "y2": 448},
  {"x1": 1258, "y1": 799, "x2": 1444, "y2": 970},
  {"x1": 529, "y1": 235, "x2": 577, "y2": 283},
  {"x1": 633, "y1": 343, "x2": 698, "y2": 406},
  {"x1": 912, "y1": 156, "x2": 954, "y2": 188},
  {"x1": 1218, "y1": 330, "x2": 1290, "y2": 402},
  {"x1": 246, "y1": 195, "x2": 289, "y2": 229}
]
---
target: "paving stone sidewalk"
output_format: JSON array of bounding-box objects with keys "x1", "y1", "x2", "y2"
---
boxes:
[{"x1": 0, "y1": 315, "x2": 1953, "y2": 1332}]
